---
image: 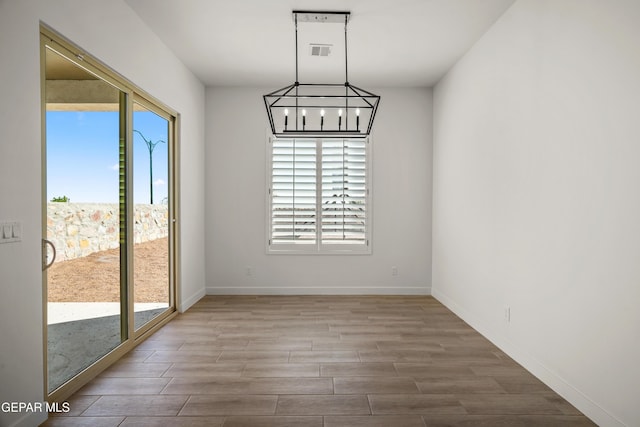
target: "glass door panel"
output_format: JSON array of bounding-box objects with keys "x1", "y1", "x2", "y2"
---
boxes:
[
  {"x1": 44, "y1": 47, "x2": 126, "y2": 393},
  {"x1": 132, "y1": 103, "x2": 171, "y2": 331}
]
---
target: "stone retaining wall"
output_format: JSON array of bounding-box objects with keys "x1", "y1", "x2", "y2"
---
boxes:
[{"x1": 47, "y1": 203, "x2": 169, "y2": 261}]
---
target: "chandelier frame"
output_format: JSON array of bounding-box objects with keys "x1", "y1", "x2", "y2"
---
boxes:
[{"x1": 263, "y1": 11, "x2": 381, "y2": 138}]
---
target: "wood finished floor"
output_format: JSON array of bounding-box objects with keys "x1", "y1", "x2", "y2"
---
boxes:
[{"x1": 43, "y1": 296, "x2": 596, "y2": 427}]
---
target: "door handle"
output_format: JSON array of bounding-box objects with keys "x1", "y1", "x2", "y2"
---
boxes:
[{"x1": 42, "y1": 239, "x2": 56, "y2": 271}]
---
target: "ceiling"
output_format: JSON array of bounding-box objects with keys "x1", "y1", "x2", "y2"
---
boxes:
[
  {"x1": 124, "y1": 0, "x2": 516, "y2": 87},
  {"x1": 45, "y1": 49, "x2": 97, "y2": 80}
]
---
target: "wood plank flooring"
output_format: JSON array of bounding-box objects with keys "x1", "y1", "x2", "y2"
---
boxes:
[{"x1": 43, "y1": 296, "x2": 596, "y2": 426}]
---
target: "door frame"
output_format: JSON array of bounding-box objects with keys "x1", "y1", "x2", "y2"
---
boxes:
[{"x1": 40, "y1": 25, "x2": 181, "y2": 403}]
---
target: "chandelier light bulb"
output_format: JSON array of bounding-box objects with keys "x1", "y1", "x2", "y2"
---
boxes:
[
  {"x1": 338, "y1": 109, "x2": 343, "y2": 117},
  {"x1": 356, "y1": 108, "x2": 360, "y2": 116},
  {"x1": 284, "y1": 108, "x2": 288, "y2": 130}
]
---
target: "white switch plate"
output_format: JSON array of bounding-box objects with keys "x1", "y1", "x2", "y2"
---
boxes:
[{"x1": 0, "y1": 221, "x2": 22, "y2": 244}]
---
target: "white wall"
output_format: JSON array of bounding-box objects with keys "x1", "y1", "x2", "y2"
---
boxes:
[
  {"x1": 0, "y1": 1, "x2": 205, "y2": 426},
  {"x1": 432, "y1": 1, "x2": 640, "y2": 426},
  {"x1": 205, "y1": 87, "x2": 432, "y2": 294}
]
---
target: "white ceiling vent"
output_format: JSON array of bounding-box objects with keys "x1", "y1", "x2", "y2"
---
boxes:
[{"x1": 310, "y1": 44, "x2": 332, "y2": 57}]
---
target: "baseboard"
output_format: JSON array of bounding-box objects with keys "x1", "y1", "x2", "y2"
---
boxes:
[
  {"x1": 179, "y1": 287, "x2": 206, "y2": 312},
  {"x1": 206, "y1": 286, "x2": 431, "y2": 295},
  {"x1": 7, "y1": 410, "x2": 47, "y2": 427},
  {"x1": 432, "y1": 288, "x2": 624, "y2": 427}
]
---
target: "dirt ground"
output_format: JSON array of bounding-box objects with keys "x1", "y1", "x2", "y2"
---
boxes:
[{"x1": 47, "y1": 237, "x2": 169, "y2": 303}]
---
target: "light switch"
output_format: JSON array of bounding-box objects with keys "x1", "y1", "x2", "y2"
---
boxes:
[
  {"x1": 12, "y1": 222, "x2": 21, "y2": 239},
  {"x1": 0, "y1": 221, "x2": 21, "y2": 244}
]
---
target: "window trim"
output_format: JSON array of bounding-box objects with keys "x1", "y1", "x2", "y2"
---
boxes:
[{"x1": 266, "y1": 135, "x2": 372, "y2": 255}]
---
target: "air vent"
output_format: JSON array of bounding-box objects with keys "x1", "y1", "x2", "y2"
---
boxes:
[{"x1": 310, "y1": 44, "x2": 332, "y2": 57}]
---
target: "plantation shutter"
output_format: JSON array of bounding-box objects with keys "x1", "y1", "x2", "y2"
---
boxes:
[
  {"x1": 270, "y1": 138, "x2": 317, "y2": 244},
  {"x1": 321, "y1": 139, "x2": 367, "y2": 245}
]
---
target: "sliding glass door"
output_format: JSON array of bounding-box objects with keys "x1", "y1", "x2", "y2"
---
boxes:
[
  {"x1": 132, "y1": 101, "x2": 173, "y2": 332},
  {"x1": 43, "y1": 47, "x2": 127, "y2": 394},
  {"x1": 42, "y1": 30, "x2": 177, "y2": 401}
]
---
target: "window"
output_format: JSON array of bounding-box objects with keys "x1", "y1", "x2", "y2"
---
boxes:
[{"x1": 268, "y1": 137, "x2": 371, "y2": 254}]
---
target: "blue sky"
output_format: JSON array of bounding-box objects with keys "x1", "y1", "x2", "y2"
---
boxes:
[{"x1": 46, "y1": 110, "x2": 168, "y2": 204}]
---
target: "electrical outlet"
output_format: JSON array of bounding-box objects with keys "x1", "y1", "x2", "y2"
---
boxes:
[
  {"x1": 391, "y1": 266, "x2": 398, "y2": 276},
  {"x1": 504, "y1": 306, "x2": 511, "y2": 323},
  {"x1": 245, "y1": 266, "x2": 253, "y2": 276}
]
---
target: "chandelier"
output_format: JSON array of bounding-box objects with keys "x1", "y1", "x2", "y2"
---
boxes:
[{"x1": 264, "y1": 11, "x2": 381, "y2": 138}]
